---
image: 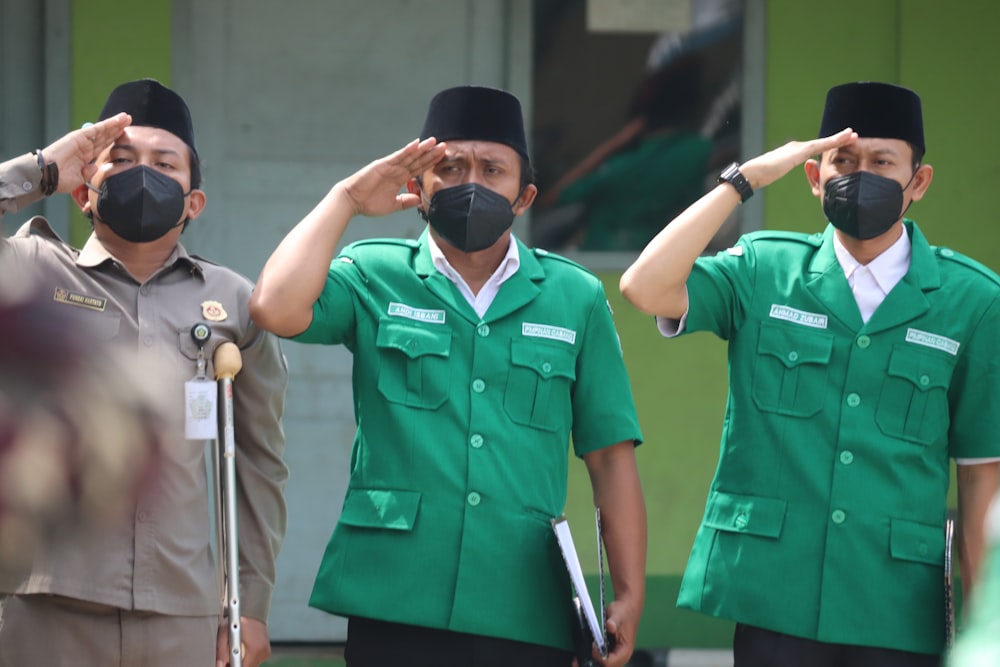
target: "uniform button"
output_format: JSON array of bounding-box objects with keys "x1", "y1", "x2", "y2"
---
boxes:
[
  {"x1": 787, "y1": 351, "x2": 799, "y2": 362},
  {"x1": 856, "y1": 335, "x2": 871, "y2": 349},
  {"x1": 734, "y1": 513, "x2": 748, "y2": 529},
  {"x1": 470, "y1": 434, "x2": 484, "y2": 449},
  {"x1": 467, "y1": 492, "x2": 481, "y2": 506},
  {"x1": 940, "y1": 248, "x2": 954, "y2": 258},
  {"x1": 831, "y1": 510, "x2": 846, "y2": 524},
  {"x1": 140, "y1": 285, "x2": 150, "y2": 295},
  {"x1": 143, "y1": 335, "x2": 154, "y2": 347},
  {"x1": 541, "y1": 362, "x2": 552, "y2": 374},
  {"x1": 919, "y1": 374, "x2": 930, "y2": 387},
  {"x1": 846, "y1": 393, "x2": 860, "y2": 407},
  {"x1": 138, "y1": 511, "x2": 149, "y2": 521},
  {"x1": 472, "y1": 379, "x2": 486, "y2": 393},
  {"x1": 477, "y1": 324, "x2": 490, "y2": 337},
  {"x1": 839, "y1": 450, "x2": 854, "y2": 465},
  {"x1": 22, "y1": 181, "x2": 34, "y2": 192}
]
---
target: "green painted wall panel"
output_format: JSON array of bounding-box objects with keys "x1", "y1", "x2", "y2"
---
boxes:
[
  {"x1": 69, "y1": 0, "x2": 173, "y2": 246},
  {"x1": 763, "y1": 0, "x2": 900, "y2": 234}
]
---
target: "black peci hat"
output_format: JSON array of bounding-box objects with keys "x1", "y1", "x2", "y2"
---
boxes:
[
  {"x1": 819, "y1": 81, "x2": 924, "y2": 153},
  {"x1": 98, "y1": 79, "x2": 197, "y2": 154},
  {"x1": 420, "y1": 86, "x2": 529, "y2": 160}
]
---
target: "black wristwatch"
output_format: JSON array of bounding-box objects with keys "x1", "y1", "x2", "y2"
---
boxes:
[
  {"x1": 718, "y1": 161, "x2": 753, "y2": 203},
  {"x1": 33, "y1": 149, "x2": 59, "y2": 196}
]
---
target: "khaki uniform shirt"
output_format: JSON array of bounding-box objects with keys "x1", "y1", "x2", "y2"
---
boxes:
[
  {"x1": 674, "y1": 222, "x2": 1000, "y2": 655},
  {"x1": 0, "y1": 153, "x2": 289, "y2": 620},
  {"x1": 294, "y1": 233, "x2": 642, "y2": 650}
]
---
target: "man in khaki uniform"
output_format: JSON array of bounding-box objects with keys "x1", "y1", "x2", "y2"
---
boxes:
[
  {"x1": 0, "y1": 79, "x2": 288, "y2": 667},
  {"x1": 621, "y1": 82, "x2": 1000, "y2": 665}
]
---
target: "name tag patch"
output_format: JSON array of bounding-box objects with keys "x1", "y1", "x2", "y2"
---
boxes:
[
  {"x1": 387, "y1": 302, "x2": 446, "y2": 324},
  {"x1": 768, "y1": 304, "x2": 828, "y2": 329},
  {"x1": 522, "y1": 322, "x2": 577, "y2": 345},
  {"x1": 906, "y1": 328, "x2": 960, "y2": 356},
  {"x1": 53, "y1": 287, "x2": 107, "y2": 312}
]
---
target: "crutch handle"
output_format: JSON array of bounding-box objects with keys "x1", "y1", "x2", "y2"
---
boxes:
[{"x1": 214, "y1": 342, "x2": 243, "y2": 380}]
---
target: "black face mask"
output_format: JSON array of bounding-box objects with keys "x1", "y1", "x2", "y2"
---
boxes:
[
  {"x1": 88, "y1": 166, "x2": 190, "y2": 243},
  {"x1": 822, "y1": 171, "x2": 914, "y2": 240},
  {"x1": 421, "y1": 183, "x2": 519, "y2": 252}
]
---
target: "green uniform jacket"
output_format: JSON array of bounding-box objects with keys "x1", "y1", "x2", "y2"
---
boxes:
[
  {"x1": 293, "y1": 231, "x2": 642, "y2": 650},
  {"x1": 676, "y1": 221, "x2": 1000, "y2": 655}
]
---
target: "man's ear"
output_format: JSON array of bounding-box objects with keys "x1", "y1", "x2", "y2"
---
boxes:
[
  {"x1": 71, "y1": 183, "x2": 92, "y2": 213},
  {"x1": 804, "y1": 159, "x2": 822, "y2": 198},
  {"x1": 513, "y1": 184, "x2": 538, "y2": 216},
  {"x1": 185, "y1": 189, "x2": 207, "y2": 221},
  {"x1": 907, "y1": 164, "x2": 934, "y2": 203}
]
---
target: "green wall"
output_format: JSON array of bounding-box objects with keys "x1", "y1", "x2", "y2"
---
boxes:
[{"x1": 68, "y1": 0, "x2": 172, "y2": 246}]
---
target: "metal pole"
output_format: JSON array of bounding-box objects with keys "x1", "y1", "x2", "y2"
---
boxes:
[{"x1": 215, "y1": 342, "x2": 243, "y2": 667}]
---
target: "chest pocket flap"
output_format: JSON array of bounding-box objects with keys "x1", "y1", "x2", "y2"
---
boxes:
[
  {"x1": 703, "y1": 490, "x2": 787, "y2": 539},
  {"x1": 376, "y1": 321, "x2": 452, "y2": 359},
  {"x1": 339, "y1": 488, "x2": 421, "y2": 531},
  {"x1": 510, "y1": 339, "x2": 576, "y2": 381},
  {"x1": 757, "y1": 323, "x2": 834, "y2": 369},
  {"x1": 886, "y1": 346, "x2": 953, "y2": 391}
]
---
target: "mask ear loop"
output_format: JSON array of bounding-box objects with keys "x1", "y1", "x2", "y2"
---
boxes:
[
  {"x1": 898, "y1": 168, "x2": 921, "y2": 219},
  {"x1": 415, "y1": 178, "x2": 431, "y2": 222}
]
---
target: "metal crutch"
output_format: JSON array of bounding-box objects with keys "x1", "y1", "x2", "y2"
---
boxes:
[{"x1": 215, "y1": 342, "x2": 243, "y2": 666}]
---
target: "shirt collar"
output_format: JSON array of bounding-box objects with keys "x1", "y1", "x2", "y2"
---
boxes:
[
  {"x1": 427, "y1": 231, "x2": 520, "y2": 286},
  {"x1": 76, "y1": 232, "x2": 203, "y2": 277},
  {"x1": 833, "y1": 226, "x2": 911, "y2": 293}
]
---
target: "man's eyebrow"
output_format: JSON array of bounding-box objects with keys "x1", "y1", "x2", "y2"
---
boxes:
[{"x1": 109, "y1": 143, "x2": 182, "y2": 157}]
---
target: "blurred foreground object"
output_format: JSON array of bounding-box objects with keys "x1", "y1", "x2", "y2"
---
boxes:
[
  {"x1": 0, "y1": 273, "x2": 167, "y2": 568},
  {"x1": 948, "y1": 493, "x2": 1000, "y2": 666}
]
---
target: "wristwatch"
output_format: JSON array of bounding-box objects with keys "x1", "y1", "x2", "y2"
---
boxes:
[{"x1": 718, "y1": 161, "x2": 753, "y2": 203}]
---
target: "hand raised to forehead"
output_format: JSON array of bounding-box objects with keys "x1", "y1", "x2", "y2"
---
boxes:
[
  {"x1": 43, "y1": 112, "x2": 133, "y2": 193},
  {"x1": 339, "y1": 138, "x2": 447, "y2": 218},
  {"x1": 740, "y1": 127, "x2": 858, "y2": 191}
]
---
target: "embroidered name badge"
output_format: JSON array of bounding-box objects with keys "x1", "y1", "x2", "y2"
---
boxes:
[
  {"x1": 387, "y1": 302, "x2": 446, "y2": 324},
  {"x1": 768, "y1": 304, "x2": 828, "y2": 329},
  {"x1": 522, "y1": 322, "x2": 577, "y2": 345},
  {"x1": 53, "y1": 287, "x2": 107, "y2": 312},
  {"x1": 905, "y1": 328, "x2": 960, "y2": 356}
]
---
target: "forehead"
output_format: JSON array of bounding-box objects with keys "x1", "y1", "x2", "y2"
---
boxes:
[
  {"x1": 826, "y1": 136, "x2": 913, "y2": 159},
  {"x1": 440, "y1": 140, "x2": 519, "y2": 164},
  {"x1": 107, "y1": 125, "x2": 190, "y2": 156}
]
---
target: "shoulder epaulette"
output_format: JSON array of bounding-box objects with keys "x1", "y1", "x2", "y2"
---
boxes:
[
  {"x1": 744, "y1": 229, "x2": 823, "y2": 246},
  {"x1": 347, "y1": 237, "x2": 419, "y2": 250},
  {"x1": 933, "y1": 246, "x2": 1000, "y2": 287},
  {"x1": 532, "y1": 247, "x2": 597, "y2": 277}
]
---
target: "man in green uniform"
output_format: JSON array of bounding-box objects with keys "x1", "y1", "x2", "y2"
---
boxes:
[
  {"x1": 0, "y1": 80, "x2": 288, "y2": 667},
  {"x1": 249, "y1": 86, "x2": 646, "y2": 667},
  {"x1": 620, "y1": 81, "x2": 1000, "y2": 665}
]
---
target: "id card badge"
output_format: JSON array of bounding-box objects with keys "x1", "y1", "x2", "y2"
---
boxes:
[{"x1": 185, "y1": 378, "x2": 218, "y2": 440}]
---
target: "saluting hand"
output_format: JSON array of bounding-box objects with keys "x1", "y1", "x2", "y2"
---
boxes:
[
  {"x1": 338, "y1": 137, "x2": 447, "y2": 217},
  {"x1": 42, "y1": 112, "x2": 132, "y2": 194},
  {"x1": 739, "y1": 127, "x2": 858, "y2": 192}
]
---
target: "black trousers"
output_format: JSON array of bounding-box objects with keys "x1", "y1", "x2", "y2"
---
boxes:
[
  {"x1": 733, "y1": 623, "x2": 943, "y2": 667},
  {"x1": 345, "y1": 617, "x2": 574, "y2": 667}
]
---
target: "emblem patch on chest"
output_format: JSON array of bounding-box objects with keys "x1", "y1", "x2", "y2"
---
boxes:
[
  {"x1": 905, "y1": 328, "x2": 960, "y2": 355},
  {"x1": 53, "y1": 287, "x2": 107, "y2": 312},
  {"x1": 522, "y1": 322, "x2": 577, "y2": 345},
  {"x1": 768, "y1": 304, "x2": 828, "y2": 329},
  {"x1": 387, "y1": 302, "x2": 446, "y2": 324}
]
